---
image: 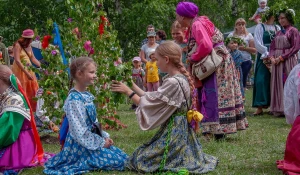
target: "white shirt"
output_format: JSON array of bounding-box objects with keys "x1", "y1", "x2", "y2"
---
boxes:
[{"x1": 228, "y1": 32, "x2": 254, "y2": 62}]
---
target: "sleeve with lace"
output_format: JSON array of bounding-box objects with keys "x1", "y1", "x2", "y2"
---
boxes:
[
  {"x1": 64, "y1": 94, "x2": 106, "y2": 150},
  {"x1": 254, "y1": 24, "x2": 269, "y2": 59},
  {"x1": 135, "y1": 76, "x2": 190, "y2": 130},
  {"x1": 284, "y1": 64, "x2": 300, "y2": 124}
]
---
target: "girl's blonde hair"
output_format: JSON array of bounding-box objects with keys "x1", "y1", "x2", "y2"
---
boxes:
[
  {"x1": 233, "y1": 18, "x2": 249, "y2": 36},
  {"x1": 155, "y1": 41, "x2": 197, "y2": 109},
  {"x1": 69, "y1": 56, "x2": 96, "y2": 89}
]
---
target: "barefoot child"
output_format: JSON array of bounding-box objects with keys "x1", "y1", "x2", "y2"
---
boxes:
[
  {"x1": 112, "y1": 41, "x2": 217, "y2": 174},
  {"x1": 145, "y1": 51, "x2": 159, "y2": 91},
  {"x1": 44, "y1": 57, "x2": 128, "y2": 174}
]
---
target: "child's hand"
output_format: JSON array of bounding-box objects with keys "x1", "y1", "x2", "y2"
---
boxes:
[
  {"x1": 106, "y1": 138, "x2": 114, "y2": 145},
  {"x1": 249, "y1": 17, "x2": 254, "y2": 21},
  {"x1": 103, "y1": 138, "x2": 113, "y2": 148}
]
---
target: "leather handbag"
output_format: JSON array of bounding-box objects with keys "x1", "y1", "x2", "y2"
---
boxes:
[{"x1": 188, "y1": 44, "x2": 223, "y2": 80}]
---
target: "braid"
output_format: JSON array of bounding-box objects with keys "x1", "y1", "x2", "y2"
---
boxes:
[
  {"x1": 175, "y1": 62, "x2": 197, "y2": 109},
  {"x1": 68, "y1": 78, "x2": 74, "y2": 90}
]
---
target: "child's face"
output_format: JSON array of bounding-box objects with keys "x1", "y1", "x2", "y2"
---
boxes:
[
  {"x1": 228, "y1": 41, "x2": 238, "y2": 51},
  {"x1": 171, "y1": 28, "x2": 184, "y2": 43},
  {"x1": 133, "y1": 61, "x2": 140, "y2": 68},
  {"x1": 77, "y1": 63, "x2": 97, "y2": 86},
  {"x1": 150, "y1": 54, "x2": 156, "y2": 61},
  {"x1": 260, "y1": 2, "x2": 266, "y2": 8}
]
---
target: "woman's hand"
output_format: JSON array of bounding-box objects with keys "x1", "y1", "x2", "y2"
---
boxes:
[
  {"x1": 111, "y1": 80, "x2": 132, "y2": 96},
  {"x1": 238, "y1": 46, "x2": 245, "y2": 51},
  {"x1": 274, "y1": 57, "x2": 281, "y2": 65},
  {"x1": 26, "y1": 72, "x2": 34, "y2": 80}
]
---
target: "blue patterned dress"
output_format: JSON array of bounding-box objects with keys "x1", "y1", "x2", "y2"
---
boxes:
[
  {"x1": 44, "y1": 90, "x2": 128, "y2": 175},
  {"x1": 230, "y1": 50, "x2": 244, "y2": 97}
]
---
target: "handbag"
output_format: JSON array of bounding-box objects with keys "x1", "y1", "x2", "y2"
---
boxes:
[
  {"x1": 187, "y1": 26, "x2": 223, "y2": 80},
  {"x1": 188, "y1": 44, "x2": 223, "y2": 80}
]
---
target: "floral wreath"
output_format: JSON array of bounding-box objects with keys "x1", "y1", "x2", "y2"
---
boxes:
[
  {"x1": 225, "y1": 36, "x2": 246, "y2": 47},
  {"x1": 267, "y1": 2, "x2": 296, "y2": 25}
]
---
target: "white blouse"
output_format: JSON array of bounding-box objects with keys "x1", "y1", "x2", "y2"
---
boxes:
[{"x1": 254, "y1": 24, "x2": 280, "y2": 59}]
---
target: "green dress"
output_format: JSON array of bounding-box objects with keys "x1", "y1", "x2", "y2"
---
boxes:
[{"x1": 252, "y1": 24, "x2": 276, "y2": 107}]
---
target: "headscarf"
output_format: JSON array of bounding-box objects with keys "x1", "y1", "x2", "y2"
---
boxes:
[
  {"x1": 258, "y1": 0, "x2": 267, "y2": 5},
  {"x1": 176, "y1": 2, "x2": 199, "y2": 18}
]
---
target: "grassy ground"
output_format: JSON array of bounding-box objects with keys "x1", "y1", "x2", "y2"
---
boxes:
[{"x1": 22, "y1": 89, "x2": 290, "y2": 175}]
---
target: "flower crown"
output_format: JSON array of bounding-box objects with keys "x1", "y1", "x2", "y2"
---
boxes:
[{"x1": 225, "y1": 36, "x2": 246, "y2": 47}]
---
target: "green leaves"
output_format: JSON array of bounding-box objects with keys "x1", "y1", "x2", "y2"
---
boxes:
[{"x1": 33, "y1": 0, "x2": 131, "y2": 128}]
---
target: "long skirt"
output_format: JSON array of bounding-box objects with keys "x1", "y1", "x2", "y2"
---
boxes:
[
  {"x1": 200, "y1": 45, "x2": 248, "y2": 134},
  {"x1": 252, "y1": 52, "x2": 271, "y2": 107},
  {"x1": 0, "y1": 119, "x2": 52, "y2": 173},
  {"x1": 44, "y1": 133, "x2": 128, "y2": 175},
  {"x1": 12, "y1": 63, "x2": 38, "y2": 112},
  {"x1": 126, "y1": 115, "x2": 218, "y2": 174},
  {"x1": 270, "y1": 55, "x2": 298, "y2": 114},
  {"x1": 277, "y1": 116, "x2": 300, "y2": 174}
]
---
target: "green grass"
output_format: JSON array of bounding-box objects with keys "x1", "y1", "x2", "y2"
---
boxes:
[{"x1": 22, "y1": 89, "x2": 290, "y2": 175}]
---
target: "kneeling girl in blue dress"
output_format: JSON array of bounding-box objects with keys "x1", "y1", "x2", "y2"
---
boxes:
[{"x1": 44, "y1": 57, "x2": 128, "y2": 175}]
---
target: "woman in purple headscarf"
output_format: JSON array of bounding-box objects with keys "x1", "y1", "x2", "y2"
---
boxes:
[{"x1": 176, "y1": 2, "x2": 248, "y2": 139}]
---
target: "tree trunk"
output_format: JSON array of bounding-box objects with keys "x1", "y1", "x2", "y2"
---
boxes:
[
  {"x1": 231, "y1": 0, "x2": 238, "y2": 16},
  {"x1": 115, "y1": 0, "x2": 122, "y2": 14}
]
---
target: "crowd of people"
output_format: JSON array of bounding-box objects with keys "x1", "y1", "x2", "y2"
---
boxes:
[{"x1": 1, "y1": 0, "x2": 300, "y2": 174}]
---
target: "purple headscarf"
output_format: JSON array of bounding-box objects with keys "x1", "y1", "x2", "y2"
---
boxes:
[{"x1": 176, "y1": 2, "x2": 199, "y2": 18}]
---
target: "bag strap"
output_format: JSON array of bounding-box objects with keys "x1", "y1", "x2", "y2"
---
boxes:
[
  {"x1": 174, "y1": 77, "x2": 190, "y2": 111},
  {"x1": 18, "y1": 41, "x2": 32, "y2": 59}
]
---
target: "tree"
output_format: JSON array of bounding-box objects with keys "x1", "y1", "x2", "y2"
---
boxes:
[
  {"x1": 0, "y1": 0, "x2": 67, "y2": 45},
  {"x1": 35, "y1": 0, "x2": 131, "y2": 128}
]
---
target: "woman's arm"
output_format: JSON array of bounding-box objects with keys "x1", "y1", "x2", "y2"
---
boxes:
[
  {"x1": 140, "y1": 49, "x2": 147, "y2": 63},
  {"x1": 191, "y1": 21, "x2": 213, "y2": 62},
  {"x1": 13, "y1": 44, "x2": 33, "y2": 79},
  {"x1": 254, "y1": 24, "x2": 269, "y2": 58},
  {"x1": 132, "y1": 82, "x2": 145, "y2": 97},
  {"x1": 29, "y1": 47, "x2": 41, "y2": 67},
  {"x1": 281, "y1": 28, "x2": 300, "y2": 60},
  {"x1": 239, "y1": 39, "x2": 256, "y2": 54}
]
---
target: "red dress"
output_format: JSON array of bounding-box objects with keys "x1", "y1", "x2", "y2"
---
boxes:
[{"x1": 277, "y1": 116, "x2": 300, "y2": 174}]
